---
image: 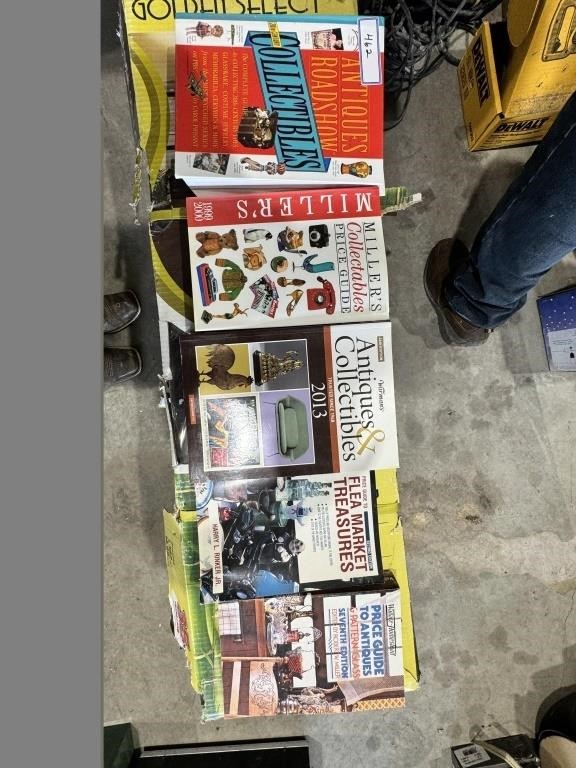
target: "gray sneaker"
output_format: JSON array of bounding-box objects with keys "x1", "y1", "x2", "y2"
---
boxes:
[
  {"x1": 104, "y1": 290, "x2": 141, "y2": 334},
  {"x1": 104, "y1": 347, "x2": 142, "y2": 384}
]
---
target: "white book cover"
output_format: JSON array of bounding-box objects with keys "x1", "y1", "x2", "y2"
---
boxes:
[{"x1": 185, "y1": 186, "x2": 388, "y2": 331}]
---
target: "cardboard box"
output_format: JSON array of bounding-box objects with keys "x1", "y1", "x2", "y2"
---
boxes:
[{"x1": 458, "y1": 0, "x2": 576, "y2": 150}]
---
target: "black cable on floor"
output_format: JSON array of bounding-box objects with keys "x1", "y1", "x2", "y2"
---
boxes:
[{"x1": 359, "y1": 0, "x2": 502, "y2": 128}]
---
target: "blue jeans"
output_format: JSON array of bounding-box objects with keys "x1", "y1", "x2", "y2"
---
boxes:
[{"x1": 445, "y1": 89, "x2": 576, "y2": 329}]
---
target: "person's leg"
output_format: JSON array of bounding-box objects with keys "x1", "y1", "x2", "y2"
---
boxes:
[{"x1": 445, "y1": 90, "x2": 576, "y2": 329}]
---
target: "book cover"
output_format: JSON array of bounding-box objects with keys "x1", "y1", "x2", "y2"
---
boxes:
[
  {"x1": 174, "y1": 14, "x2": 385, "y2": 190},
  {"x1": 185, "y1": 186, "x2": 388, "y2": 330},
  {"x1": 119, "y1": 0, "x2": 360, "y2": 202},
  {"x1": 169, "y1": 467, "x2": 421, "y2": 700},
  {"x1": 215, "y1": 588, "x2": 404, "y2": 718},
  {"x1": 536, "y1": 286, "x2": 576, "y2": 372},
  {"x1": 193, "y1": 472, "x2": 385, "y2": 602},
  {"x1": 180, "y1": 321, "x2": 399, "y2": 481}
]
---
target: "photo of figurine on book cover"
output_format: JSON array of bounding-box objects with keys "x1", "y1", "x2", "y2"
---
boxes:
[
  {"x1": 190, "y1": 472, "x2": 384, "y2": 603},
  {"x1": 180, "y1": 322, "x2": 399, "y2": 482},
  {"x1": 186, "y1": 186, "x2": 389, "y2": 332},
  {"x1": 216, "y1": 589, "x2": 404, "y2": 718},
  {"x1": 174, "y1": 14, "x2": 385, "y2": 190}
]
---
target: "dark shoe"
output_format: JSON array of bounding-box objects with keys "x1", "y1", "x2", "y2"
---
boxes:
[
  {"x1": 537, "y1": 691, "x2": 576, "y2": 747},
  {"x1": 424, "y1": 239, "x2": 492, "y2": 346},
  {"x1": 104, "y1": 290, "x2": 141, "y2": 334},
  {"x1": 104, "y1": 347, "x2": 142, "y2": 384}
]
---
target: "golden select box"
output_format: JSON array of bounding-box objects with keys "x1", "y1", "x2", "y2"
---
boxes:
[{"x1": 458, "y1": 0, "x2": 576, "y2": 150}]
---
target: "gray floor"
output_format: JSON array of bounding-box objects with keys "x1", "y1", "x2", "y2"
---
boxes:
[{"x1": 103, "y1": 7, "x2": 576, "y2": 766}]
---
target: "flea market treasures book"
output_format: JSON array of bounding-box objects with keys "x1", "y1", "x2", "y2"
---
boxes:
[
  {"x1": 192, "y1": 472, "x2": 386, "y2": 603},
  {"x1": 186, "y1": 186, "x2": 388, "y2": 330},
  {"x1": 173, "y1": 14, "x2": 385, "y2": 190},
  {"x1": 180, "y1": 321, "x2": 399, "y2": 482},
  {"x1": 212, "y1": 588, "x2": 404, "y2": 718}
]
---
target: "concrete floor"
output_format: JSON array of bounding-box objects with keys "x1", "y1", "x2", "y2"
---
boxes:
[{"x1": 103, "y1": 6, "x2": 576, "y2": 766}]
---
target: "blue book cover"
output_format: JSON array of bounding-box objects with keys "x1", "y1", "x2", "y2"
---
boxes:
[{"x1": 537, "y1": 286, "x2": 576, "y2": 372}]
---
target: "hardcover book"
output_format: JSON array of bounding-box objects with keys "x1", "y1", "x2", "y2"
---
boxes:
[
  {"x1": 119, "y1": 0, "x2": 360, "y2": 204},
  {"x1": 192, "y1": 472, "x2": 385, "y2": 602},
  {"x1": 185, "y1": 185, "x2": 388, "y2": 330},
  {"x1": 215, "y1": 588, "x2": 404, "y2": 718},
  {"x1": 174, "y1": 14, "x2": 385, "y2": 190},
  {"x1": 180, "y1": 321, "x2": 399, "y2": 482}
]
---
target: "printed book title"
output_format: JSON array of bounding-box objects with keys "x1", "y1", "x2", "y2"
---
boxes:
[
  {"x1": 249, "y1": 28, "x2": 327, "y2": 171},
  {"x1": 130, "y1": 0, "x2": 317, "y2": 23},
  {"x1": 332, "y1": 333, "x2": 384, "y2": 464},
  {"x1": 333, "y1": 476, "x2": 374, "y2": 574}
]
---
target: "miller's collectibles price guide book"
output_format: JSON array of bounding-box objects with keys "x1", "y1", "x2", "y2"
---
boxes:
[{"x1": 186, "y1": 186, "x2": 389, "y2": 330}]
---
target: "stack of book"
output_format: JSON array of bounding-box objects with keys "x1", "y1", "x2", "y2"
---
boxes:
[{"x1": 119, "y1": 0, "x2": 420, "y2": 722}]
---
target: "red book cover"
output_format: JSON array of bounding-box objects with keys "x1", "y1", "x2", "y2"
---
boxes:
[{"x1": 174, "y1": 14, "x2": 385, "y2": 189}]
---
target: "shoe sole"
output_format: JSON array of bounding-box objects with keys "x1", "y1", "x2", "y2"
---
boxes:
[{"x1": 104, "y1": 289, "x2": 142, "y2": 334}]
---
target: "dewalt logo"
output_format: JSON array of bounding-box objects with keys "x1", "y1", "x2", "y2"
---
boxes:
[
  {"x1": 495, "y1": 117, "x2": 550, "y2": 134},
  {"x1": 472, "y1": 37, "x2": 490, "y2": 107}
]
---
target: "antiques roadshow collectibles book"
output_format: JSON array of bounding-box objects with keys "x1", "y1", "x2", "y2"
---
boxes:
[
  {"x1": 180, "y1": 321, "x2": 399, "y2": 482},
  {"x1": 191, "y1": 472, "x2": 385, "y2": 602},
  {"x1": 186, "y1": 186, "x2": 389, "y2": 330},
  {"x1": 214, "y1": 588, "x2": 404, "y2": 718},
  {"x1": 174, "y1": 14, "x2": 385, "y2": 190},
  {"x1": 119, "y1": 0, "x2": 360, "y2": 204}
]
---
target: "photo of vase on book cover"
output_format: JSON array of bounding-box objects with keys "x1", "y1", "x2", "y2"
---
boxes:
[
  {"x1": 174, "y1": 14, "x2": 385, "y2": 190},
  {"x1": 186, "y1": 186, "x2": 389, "y2": 331}
]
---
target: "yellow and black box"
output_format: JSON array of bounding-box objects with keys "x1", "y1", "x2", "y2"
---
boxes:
[{"x1": 458, "y1": 0, "x2": 576, "y2": 150}]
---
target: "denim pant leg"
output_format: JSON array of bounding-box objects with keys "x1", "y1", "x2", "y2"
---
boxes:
[{"x1": 445, "y1": 90, "x2": 576, "y2": 329}]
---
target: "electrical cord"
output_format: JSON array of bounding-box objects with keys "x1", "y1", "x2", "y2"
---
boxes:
[{"x1": 359, "y1": 0, "x2": 502, "y2": 128}]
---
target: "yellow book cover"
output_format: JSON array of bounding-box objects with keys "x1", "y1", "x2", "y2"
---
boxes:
[{"x1": 120, "y1": 0, "x2": 359, "y2": 198}]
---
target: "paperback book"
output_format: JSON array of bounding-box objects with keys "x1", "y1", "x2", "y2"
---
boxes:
[
  {"x1": 192, "y1": 472, "x2": 385, "y2": 602},
  {"x1": 180, "y1": 321, "x2": 399, "y2": 482},
  {"x1": 185, "y1": 185, "x2": 389, "y2": 330},
  {"x1": 174, "y1": 14, "x2": 385, "y2": 189},
  {"x1": 215, "y1": 588, "x2": 404, "y2": 718}
]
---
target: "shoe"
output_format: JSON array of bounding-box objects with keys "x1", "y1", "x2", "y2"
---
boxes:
[
  {"x1": 537, "y1": 692, "x2": 576, "y2": 746},
  {"x1": 424, "y1": 239, "x2": 492, "y2": 346},
  {"x1": 104, "y1": 347, "x2": 142, "y2": 384},
  {"x1": 286, "y1": 289, "x2": 303, "y2": 317},
  {"x1": 104, "y1": 290, "x2": 141, "y2": 334}
]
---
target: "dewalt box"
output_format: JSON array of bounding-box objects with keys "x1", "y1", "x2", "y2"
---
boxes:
[{"x1": 458, "y1": 0, "x2": 576, "y2": 150}]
